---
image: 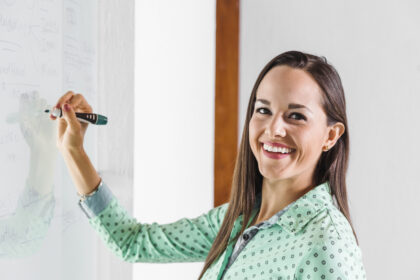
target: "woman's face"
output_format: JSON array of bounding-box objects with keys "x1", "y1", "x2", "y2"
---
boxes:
[{"x1": 249, "y1": 65, "x2": 343, "y2": 183}]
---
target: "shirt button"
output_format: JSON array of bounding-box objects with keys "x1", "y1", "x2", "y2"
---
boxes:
[{"x1": 243, "y1": 234, "x2": 249, "y2": 241}]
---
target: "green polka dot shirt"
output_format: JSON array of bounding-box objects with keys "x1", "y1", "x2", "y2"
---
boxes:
[{"x1": 78, "y1": 180, "x2": 367, "y2": 279}]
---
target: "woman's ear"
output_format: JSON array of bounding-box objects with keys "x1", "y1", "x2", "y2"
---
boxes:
[{"x1": 323, "y1": 122, "x2": 345, "y2": 150}]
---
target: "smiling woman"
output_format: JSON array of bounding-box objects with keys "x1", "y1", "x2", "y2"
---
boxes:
[
  {"x1": 248, "y1": 64, "x2": 346, "y2": 224},
  {"x1": 56, "y1": 51, "x2": 366, "y2": 280},
  {"x1": 198, "y1": 50, "x2": 366, "y2": 279}
]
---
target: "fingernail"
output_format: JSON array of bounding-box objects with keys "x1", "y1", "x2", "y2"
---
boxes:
[
  {"x1": 56, "y1": 103, "x2": 60, "y2": 108},
  {"x1": 64, "y1": 104, "x2": 70, "y2": 111}
]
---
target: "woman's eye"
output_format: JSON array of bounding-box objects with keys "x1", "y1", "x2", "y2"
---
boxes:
[
  {"x1": 289, "y1": 112, "x2": 306, "y2": 121},
  {"x1": 255, "y1": 108, "x2": 306, "y2": 121},
  {"x1": 255, "y1": 107, "x2": 270, "y2": 114}
]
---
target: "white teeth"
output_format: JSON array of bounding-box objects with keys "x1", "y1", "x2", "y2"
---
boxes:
[{"x1": 263, "y1": 143, "x2": 294, "y2": 154}]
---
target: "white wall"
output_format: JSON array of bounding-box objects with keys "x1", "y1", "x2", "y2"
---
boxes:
[
  {"x1": 134, "y1": 1, "x2": 215, "y2": 279},
  {"x1": 97, "y1": 1, "x2": 134, "y2": 279},
  {"x1": 239, "y1": 1, "x2": 420, "y2": 279}
]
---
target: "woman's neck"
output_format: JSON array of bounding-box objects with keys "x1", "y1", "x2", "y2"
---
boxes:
[{"x1": 253, "y1": 176, "x2": 314, "y2": 225}]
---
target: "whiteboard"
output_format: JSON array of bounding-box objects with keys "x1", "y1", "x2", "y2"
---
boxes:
[{"x1": 0, "y1": 0, "x2": 98, "y2": 279}]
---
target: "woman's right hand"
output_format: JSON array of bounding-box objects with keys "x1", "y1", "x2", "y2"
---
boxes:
[{"x1": 51, "y1": 91, "x2": 93, "y2": 153}]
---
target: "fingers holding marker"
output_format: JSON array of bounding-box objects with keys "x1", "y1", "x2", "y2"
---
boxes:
[
  {"x1": 50, "y1": 92, "x2": 93, "y2": 120},
  {"x1": 50, "y1": 90, "x2": 75, "y2": 119},
  {"x1": 49, "y1": 91, "x2": 107, "y2": 127},
  {"x1": 62, "y1": 103, "x2": 81, "y2": 133},
  {"x1": 67, "y1": 94, "x2": 93, "y2": 113}
]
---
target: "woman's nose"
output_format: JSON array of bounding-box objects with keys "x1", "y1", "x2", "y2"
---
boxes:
[{"x1": 265, "y1": 116, "x2": 287, "y2": 138}]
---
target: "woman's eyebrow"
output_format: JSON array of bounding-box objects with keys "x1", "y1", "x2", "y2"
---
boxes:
[{"x1": 255, "y1": 99, "x2": 313, "y2": 114}]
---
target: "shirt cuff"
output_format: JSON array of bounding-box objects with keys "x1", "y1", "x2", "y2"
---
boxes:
[{"x1": 78, "y1": 180, "x2": 115, "y2": 219}]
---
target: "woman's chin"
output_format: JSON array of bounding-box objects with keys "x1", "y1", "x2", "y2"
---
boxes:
[{"x1": 259, "y1": 167, "x2": 290, "y2": 181}]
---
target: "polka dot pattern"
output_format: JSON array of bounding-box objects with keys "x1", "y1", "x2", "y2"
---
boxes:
[
  {"x1": 86, "y1": 181, "x2": 366, "y2": 279},
  {"x1": 89, "y1": 197, "x2": 229, "y2": 263}
]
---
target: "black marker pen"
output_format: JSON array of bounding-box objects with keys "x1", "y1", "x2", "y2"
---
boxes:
[{"x1": 44, "y1": 108, "x2": 108, "y2": 125}]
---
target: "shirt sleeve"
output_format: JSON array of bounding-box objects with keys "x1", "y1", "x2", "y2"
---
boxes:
[
  {"x1": 78, "y1": 180, "x2": 229, "y2": 263},
  {"x1": 294, "y1": 239, "x2": 366, "y2": 280}
]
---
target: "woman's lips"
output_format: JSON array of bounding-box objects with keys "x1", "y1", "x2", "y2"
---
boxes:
[{"x1": 261, "y1": 143, "x2": 295, "y2": 160}]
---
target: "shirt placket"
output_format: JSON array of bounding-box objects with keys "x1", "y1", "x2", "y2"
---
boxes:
[
  {"x1": 218, "y1": 200, "x2": 296, "y2": 280},
  {"x1": 220, "y1": 224, "x2": 263, "y2": 279}
]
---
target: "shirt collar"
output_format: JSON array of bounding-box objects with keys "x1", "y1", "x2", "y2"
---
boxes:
[{"x1": 254, "y1": 181, "x2": 334, "y2": 234}]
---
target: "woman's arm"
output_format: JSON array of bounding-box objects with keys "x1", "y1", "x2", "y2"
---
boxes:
[
  {"x1": 61, "y1": 147, "x2": 101, "y2": 196},
  {"x1": 52, "y1": 91, "x2": 101, "y2": 195},
  {"x1": 52, "y1": 91, "x2": 230, "y2": 263},
  {"x1": 81, "y1": 180, "x2": 229, "y2": 263}
]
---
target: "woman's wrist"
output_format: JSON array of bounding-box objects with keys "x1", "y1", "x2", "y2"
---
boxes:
[
  {"x1": 61, "y1": 145, "x2": 86, "y2": 158},
  {"x1": 78, "y1": 179, "x2": 102, "y2": 200},
  {"x1": 60, "y1": 146, "x2": 101, "y2": 196}
]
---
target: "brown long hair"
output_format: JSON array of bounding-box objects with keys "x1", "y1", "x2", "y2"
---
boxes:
[{"x1": 198, "y1": 50, "x2": 358, "y2": 279}]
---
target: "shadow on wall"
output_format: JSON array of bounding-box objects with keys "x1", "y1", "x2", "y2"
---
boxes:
[{"x1": 0, "y1": 91, "x2": 57, "y2": 258}]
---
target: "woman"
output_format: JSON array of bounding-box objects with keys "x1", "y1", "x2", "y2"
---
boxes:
[{"x1": 52, "y1": 51, "x2": 367, "y2": 279}]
